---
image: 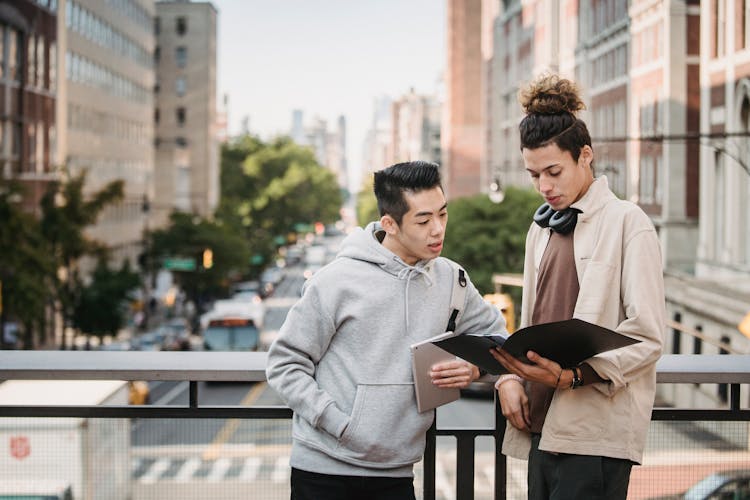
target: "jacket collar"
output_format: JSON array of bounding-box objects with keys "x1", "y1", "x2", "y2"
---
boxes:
[{"x1": 570, "y1": 175, "x2": 617, "y2": 223}]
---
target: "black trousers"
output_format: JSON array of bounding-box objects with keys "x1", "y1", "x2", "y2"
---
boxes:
[
  {"x1": 290, "y1": 467, "x2": 416, "y2": 500},
  {"x1": 528, "y1": 434, "x2": 633, "y2": 500}
]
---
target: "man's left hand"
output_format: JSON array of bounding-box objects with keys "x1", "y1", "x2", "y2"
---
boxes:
[{"x1": 430, "y1": 360, "x2": 479, "y2": 389}]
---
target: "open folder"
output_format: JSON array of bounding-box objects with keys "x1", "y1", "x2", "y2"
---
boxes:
[{"x1": 424, "y1": 318, "x2": 640, "y2": 377}]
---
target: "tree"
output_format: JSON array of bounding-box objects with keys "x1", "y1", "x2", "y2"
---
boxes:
[
  {"x1": 40, "y1": 168, "x2": 125, "y2": 348},
  {"x1": 217, "y1": 135, "x2": 343, "y2": 271},
  {"x1": 442, "y1": 186, "x2": 542, "y2": 295},
  {"x1": 355, "y1": 173, "x2": 379, "y2": 226},
  {"x1": 148, "y1": 212, "x2": 250, "y2": 310},
  {"x1": 73, "y1": 259, "x2": 141, "y2": 338},
  {"x1": 0, "y1": 179, "x2": 54, "y2": 349}
]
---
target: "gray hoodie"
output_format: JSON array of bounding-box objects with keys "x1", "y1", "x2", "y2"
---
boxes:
[{"x1": 266, "y1": 222, "x2": 506, "y2": 477}]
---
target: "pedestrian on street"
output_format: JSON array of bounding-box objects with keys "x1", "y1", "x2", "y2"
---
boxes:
[
  {"x1": 266, "y1": 161, "x2": 507, "y2": 500},
  {"x1": 490, "y1": 73, "x2": 666, "y2": 500}
]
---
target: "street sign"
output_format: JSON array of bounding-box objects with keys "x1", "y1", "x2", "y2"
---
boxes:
[{"x1": 163, "y1": 257, "x2": 196, "y2": 271}]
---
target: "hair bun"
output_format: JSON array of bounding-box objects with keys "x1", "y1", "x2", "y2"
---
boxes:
[{"x1": 519, "y1": 73, "x2": 586, "y2": 116}]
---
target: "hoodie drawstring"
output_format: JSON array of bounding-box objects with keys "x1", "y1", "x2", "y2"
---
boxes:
[{"x1": 397, "y1": 265, "x2": 433, "y2": 331}]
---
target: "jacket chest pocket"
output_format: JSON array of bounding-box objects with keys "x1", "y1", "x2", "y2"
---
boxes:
[{"x1": 574, "y1": 261, "x2": 617, "y2": 317}]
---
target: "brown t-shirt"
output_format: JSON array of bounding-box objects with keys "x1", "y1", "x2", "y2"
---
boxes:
[{"x1": 528, "y1": 230, "x2": 579, "y2": 434}]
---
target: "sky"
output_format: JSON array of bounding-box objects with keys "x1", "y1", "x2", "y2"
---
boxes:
[{"x1": 212, "y1": 0, "x2": 446, "y2": 191}]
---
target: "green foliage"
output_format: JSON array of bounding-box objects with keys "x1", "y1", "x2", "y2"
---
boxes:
[
  {"x1": 355, "y1": 173, "x2": 379, "y2": 226},
  {"x1": 148, "y1": 212, "x2": 250, "y2": 306},
  {"x1": 442, "y1": 186, "x2": 542, "y2": 295},
  {"x1": 0, "y1": 179, "x2": 54, "y2": 348},
  {"x1": 39, "y1": 167, "x2": 125, "y2": 347},
  {"x1": 216, "y1": 135, "x2": 343, "y2": 271},
  {"x1": 73, "y1": 260, "x2": 141, "y2": 337}
]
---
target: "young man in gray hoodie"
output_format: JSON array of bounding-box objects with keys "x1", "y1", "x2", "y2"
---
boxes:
[{"x1": 266, "y1": 161, "x2": 507, "y2": 500}]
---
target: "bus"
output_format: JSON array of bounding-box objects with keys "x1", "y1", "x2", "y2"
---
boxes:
[
  {"x1": 203, "y1": 317, "x2": 261, "y2": 351},
  {"x1": 200, "y1": 298, "x2": 265, "y2": 351}
]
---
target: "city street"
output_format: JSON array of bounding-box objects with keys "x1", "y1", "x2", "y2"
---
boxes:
[
  {"x1": 130, "y1": 242, "x2": 500, "y2": 499},
  {"x1": 126, "y1": 238, "x2": 750, "y2": 499}
]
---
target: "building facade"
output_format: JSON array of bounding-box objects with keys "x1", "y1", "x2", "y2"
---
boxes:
[
  {"x1": 0, "y1": 0, "x2": 58, "y2": 210},
  {"x1": 154, "y1": 0, "x2": 218, "y2": 224},
  {"x1": 61, "y1": 0, "x2": 156, "y2": 265},
  {"x1": 391, "y1": 88, "x2": 441, "y2": 166},
  {"x1": 442, "y1": 0, "x2": 484, "y2": 199}
]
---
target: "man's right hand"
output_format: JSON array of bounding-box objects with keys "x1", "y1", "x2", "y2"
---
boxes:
[{"x1": 497, "y1": 379, "x2": 530, "y2": 431}]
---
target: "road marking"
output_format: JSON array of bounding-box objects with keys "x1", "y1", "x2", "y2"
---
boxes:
[
  {"x1": 206, "y1": 457, "x2": 233, "y2": 482},
  {"x1": 272, "y1": 456, "x2": 290, "y2": 483},
  {"x1": 153, "y1": 381, "x2": 188, "y2": 406},
  {"x1": 202, "y1": 382, "x2": 267, "y2": 460},
  {"x1": 173, "y1": 457, "x2": 202, "y2": 483},
  {"x1": 435, "y1": 455, "x2": 455, "y2": 500},
  {"x1": 139, "y1": 458, "x2": 171, "y2": 484},
  {"x1": 238, "y1": 457, "x2": 262, "y2": 481}
]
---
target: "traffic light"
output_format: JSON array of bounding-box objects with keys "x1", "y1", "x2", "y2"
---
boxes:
[{"x1": 202, "y1": 248, "x2": 213, "y2": 269}]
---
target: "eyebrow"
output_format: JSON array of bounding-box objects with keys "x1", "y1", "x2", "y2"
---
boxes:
[{"x1": 414, "y1": 203, "x2": 448, "y2": 218}]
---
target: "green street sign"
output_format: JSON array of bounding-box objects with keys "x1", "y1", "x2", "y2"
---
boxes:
[
  {"x1": 163, "y1": 257, "x2": 196, "y2": 271},
  {"x1": 250, "y1": 254, "x2": 264, "y2": 265}
]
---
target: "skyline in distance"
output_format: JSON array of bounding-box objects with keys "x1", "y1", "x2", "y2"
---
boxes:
[{"x1": 213, "y1": 0, "x2": 446, "y2": 192}]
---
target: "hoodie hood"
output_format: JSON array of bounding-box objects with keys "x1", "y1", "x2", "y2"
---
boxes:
[{"x1": 337, "y1": 221, "x2": 434, "y2": 278}]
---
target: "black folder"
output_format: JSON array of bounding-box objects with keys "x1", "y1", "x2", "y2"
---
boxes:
[{"x1": 431, "y1": 318, "x2": 640, "y2": 375}]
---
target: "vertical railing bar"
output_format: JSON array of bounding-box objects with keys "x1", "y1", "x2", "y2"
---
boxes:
[
  {"x1": 423, "y1": 415, "x2": 437, "y2": 500},
  {"x1": 731, "y1": 383, "x2": 741, "y2": 412},
  {"x1": 456, "y1": 431, "x2": 475, "y2": 500},
  {"x1": 495, "y1": 394, "x2": 507, "y2": 500},
  {"x1": 189, "y1": 381, "x2": 198, "y2": 408}
]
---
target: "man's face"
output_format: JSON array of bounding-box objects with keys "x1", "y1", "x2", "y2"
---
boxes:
[
  {"x1": 522, "y1": 142, "x2": 594, "y2": 211},
  {"x1": 382, "y1": 186, "x2": 448, "y2": 266}
]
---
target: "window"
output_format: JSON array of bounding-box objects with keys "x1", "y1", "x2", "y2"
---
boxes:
[
  {"x1": 176, "y1": 17, "x2": 187, "y2": 36},
  {"x1": 154, "y1": 108, "x2": 159, "y2": 124},
  {"x1": 176, "y1": 107, "x2": 186, "y2": 126},
  {"x1": 154, "y1": 17, "x2": 160, "y2": 35},
  {"x1": 154, "y1": 46, "x2": 160, "y2": 63},
  {"x1": 175, "y1": 46, "x2": 187, "y2": 68},
  {"x1": 175, "y1": 77, "x2": 186, "y2": 96},
  {"x1": 176, "y1": 136, "x2": 187, "y2": 147}
]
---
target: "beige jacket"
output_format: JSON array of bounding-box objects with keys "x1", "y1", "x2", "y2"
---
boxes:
[{"x1": 502, "y1": 176, "x2": 665, "y2": 464}]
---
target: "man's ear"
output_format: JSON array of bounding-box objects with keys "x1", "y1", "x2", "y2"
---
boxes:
[
  {"x1": 579, "y1": 145, "x2": 594, "y2": 169},
  {"x1": 380, "y1": 214, "x2": 399, "y2": 235}
]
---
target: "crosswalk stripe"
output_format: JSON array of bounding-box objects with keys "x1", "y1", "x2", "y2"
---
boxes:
[
  {"x1": 434, "y1": 456, "x2": 455, "y2": 500},
  {"x1": 238, "y1": 457, "x2": 262, "y2": 482},
  {"x1": 271, "y1": 456, "x2": 290, "y2": 483},
  {"x1": 173, "y1": 457, "x2": 202, "y2": 483},
  {"x1": 206, "y1": 457, "x2": 233, "y2": 482},
  {"x1": 140, "y1": 458, "x2": 171, "y2": 484}
]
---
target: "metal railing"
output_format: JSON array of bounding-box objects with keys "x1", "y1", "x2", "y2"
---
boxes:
[{"x1": 1, "y1": 351, "x2": 749, "y2": 500}]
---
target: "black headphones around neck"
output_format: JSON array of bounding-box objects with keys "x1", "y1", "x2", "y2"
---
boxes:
[{"x1": 533, "y1": 203, "x2": 581, "y2": 234}]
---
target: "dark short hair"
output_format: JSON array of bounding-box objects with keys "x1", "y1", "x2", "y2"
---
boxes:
[{"x1": 373, "y1": 161, "x2": 443, "y2": 225}]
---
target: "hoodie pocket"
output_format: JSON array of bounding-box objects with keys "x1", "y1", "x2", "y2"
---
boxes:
[{"x1": 335, "y1": 383, "x2": 432, "y2": 465}]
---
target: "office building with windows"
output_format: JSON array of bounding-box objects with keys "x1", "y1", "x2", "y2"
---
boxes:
[
  {"x1": 61, "y1": 0, "x2": 156, "y2": 264},
  {"x1": 0, "y1": 0, "x2": 58, "y2": 210},
  {"x1": 153, "y1": 0, "x2": 218, "y2": 224}
]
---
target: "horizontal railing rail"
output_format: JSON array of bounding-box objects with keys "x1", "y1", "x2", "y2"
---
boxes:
[{"x1": 1, "y1": 352, "x2": 749, "y2": 500}]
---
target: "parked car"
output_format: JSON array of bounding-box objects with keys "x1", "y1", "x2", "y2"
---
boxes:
[{"x1": 647, "y1": 469, "x2": 750, "y2": 500}]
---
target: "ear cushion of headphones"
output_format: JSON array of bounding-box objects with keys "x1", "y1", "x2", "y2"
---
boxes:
[
  {"x1": 533, "y1": 203, "x2": 580, "y2": 234},
  {"x1": 548, "y1": 209, "x2": 579, "y2": 234},
  {"x1": 533, "y1": 203, "x2": 555, "y2": 228}
]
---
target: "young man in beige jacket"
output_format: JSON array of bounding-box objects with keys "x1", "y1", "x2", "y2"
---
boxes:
[{"x1": 490, "y1": 74, "x2": 665, "y2": 500}]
